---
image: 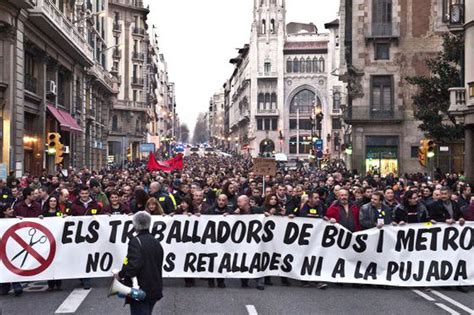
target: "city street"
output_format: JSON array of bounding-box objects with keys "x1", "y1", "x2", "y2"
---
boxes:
[{"x1": 1, "y1": 278, "x2": 473, "y2": 315}]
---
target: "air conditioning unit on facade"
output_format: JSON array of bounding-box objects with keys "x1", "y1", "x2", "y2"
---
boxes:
[{"x1": 46, "y1": 80, "x2": 57, "y2": 96}]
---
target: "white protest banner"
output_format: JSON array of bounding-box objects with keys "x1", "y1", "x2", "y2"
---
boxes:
[{"x1": 0, "y1": 215, "x2": 473, "y2": 287}]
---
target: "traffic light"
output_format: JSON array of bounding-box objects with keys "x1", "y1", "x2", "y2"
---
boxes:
[
  {"x1": 418, "y1": 139, "x2": 428, "y2": 167},
  {"x1": 47, "y1": 132, "x2": 64, "y2": 165},
  {"x1": 344, "y1": 144, "x2": 353, "y2": 155},
  {"x1": 427, "y1": 140, "x2": 436, "y2": 159},
  {"x1": 47, "y1": 133, "x2": 58, "y2": 155}
]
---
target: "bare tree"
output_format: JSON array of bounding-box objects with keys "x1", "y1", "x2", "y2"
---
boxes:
[
  {"x1": 192, "y1": 113, "x2": 209, "y2": 145},
  {"x1": 180, "y1": 123, "x2": 190, "y2": 143}
]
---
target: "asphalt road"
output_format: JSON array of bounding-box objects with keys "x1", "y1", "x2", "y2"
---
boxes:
[{"x1": 1, "y1": 278, "x2": 473, "y2": 315}]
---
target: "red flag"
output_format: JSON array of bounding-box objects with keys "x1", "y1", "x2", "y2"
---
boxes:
[
  {"x1": 150, "y1": 154, "x2": 184, "y2": 172},
  {"x1": 147, "y1": 153, "x2": 160, "y2": 171}
]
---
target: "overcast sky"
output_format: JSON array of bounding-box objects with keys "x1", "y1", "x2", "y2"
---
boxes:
[{"x1": 146, "y1": 0, "x2": 340, "y2": 131}]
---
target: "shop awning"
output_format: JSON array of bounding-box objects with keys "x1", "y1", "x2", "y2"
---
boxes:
[{"x1": 47, "y1": 104, "x2": 83, "y2": 134}]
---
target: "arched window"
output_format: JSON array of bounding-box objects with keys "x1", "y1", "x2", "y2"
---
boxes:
[
  {"x1": 264, "y1": 93, "x2": 271, "y2": 110},
  {"x1": 319, "y1": 57, "x2": 325, "y2": 73},
  {"x1": 313, "y1": 57, "x2": 319, "y2": 72},
  {"x1": 300, "y1": 57, "x2": 306, "y2": 73},
  {"x1": 293, "y1": 57, "x2": 299, "y2": 72},
  {"x1": 258, "y1": 93, "x2": 264, "y2": 110},
  {"x1": 271, "y1": 93, "x2": 277, "y2": 110},
  {"x1": 112, "y1": 115, "x2": 118, "y2": 131},
  {"x1": 306, "y1": 57, "x2": 312, "y2": 73},
  {"x1": 290, "y1": 89, "x2": 316, "y2": 113},
  {"x1": 286, "y1": 58, "x2": 293, "y2": 73},
  {"x1": 270, "y1": 19, "x2": 275, "y2": 33},
  {"x1": 260, "y1": 139, "x2": 275, "y2": 157},
  {"x1": 261, "y1": 19, "x2": 266, "y2": 35}
]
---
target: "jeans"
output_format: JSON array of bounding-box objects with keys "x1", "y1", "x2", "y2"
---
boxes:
[
  {"x1": 130, "y1": 300, "x2": 157, "y2": 315},
  {"x1": 1, "y1": 283, "x2": 22, "y2": 295}
]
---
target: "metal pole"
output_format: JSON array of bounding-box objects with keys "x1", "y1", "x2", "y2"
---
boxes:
[{"x1": 296, "y1": 107, "x2": 300, "y2": 156}]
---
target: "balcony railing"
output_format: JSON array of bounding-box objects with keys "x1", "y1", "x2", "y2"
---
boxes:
[
  {"x1": 448, "y1": 87, "x2": 467, "y2": 113},
  {"x1": 131, "y1": 77, "x2": 144, "y2": 85},
  {"x1": 112, "y1": 48, "x2": 121, "y2": 59},
  {"x1": 112, "y1": 23, "x2": 121, "y2": 32},
  {"x1": 132, "y1": 27, "x2": 145, "y2": 36},
  {"x1": 367, "y1": 22, "x2": 400, "y2": 39},
  {"x1": 256, "y1": 108, "x2": 279, "y2": 116},
  {"x1": 132, "y1": 52, "x2": 144, "y2": 61},
  {"x1": 343, "y1": 106, "x2": 403, "y2": 123},
  {"x1": 258, "y1": 72, "x2": 278, "y2": 78},
  {"x1": 29, "y1": 0, "x2": 94, "y2": 66},
  {"x1": 24, "y1": 74, "x2": 37, "y2": 94}
]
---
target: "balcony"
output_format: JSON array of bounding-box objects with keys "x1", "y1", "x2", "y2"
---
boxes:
[
  {"x1": 131, "y1": 77, "x2": 144, "y2": 86},
  {"x1": 113, "y1": 100, "x2": 148, "y2": 112},
  {"x1": 24, "y1": 74, "x2": 38, "y2": 94},
  {"x1": 255, "y1": 108, "x2": 279, "y2": 116},
  {"x1": 343, "y1": 106, "x2": 403, "y2": 124},
  {"x1": 448, "y1": 87, "x2": 468, "y2": 113},
  {"x1": 112, "y1": 48, "x2": 121, "y2": 59},
  {"x1": 366, "y1": 22, "x2": 400, "y2": 41},
  {"x1": 87, "y1": 108, "x2": 96, "y2": 120},
  {"x1": 108, "y1": 0, "x2": 149, "y2": 12},
  {"x1": 112, "y1": 23, "x2": 121, "y2": 32},
  {"x1": 88, "y1": 63, "x2": 118, "y2": 94},
  {"x1": 258, "y1": 72, "x2": 278, "y2": 78},
  {"x1": 29, "y1": 0, "x2": 94, "y2": 67},
  {"x1": 132, "y1": 52, "x2": 145, "y2": 61},
  {"x1": 132, "y1": 27, "x2": 145, "y2": 37}
]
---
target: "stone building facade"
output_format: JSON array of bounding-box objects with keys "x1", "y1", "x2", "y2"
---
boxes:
[
  {"x1": 219, "y1": 0, "x2": 345, "y2": 159},
  {"x1": 339, "y1": 0, "x2": 457, "y2": 176},
  {"x1": 0, "y1": 0, "x2": 116, "y2": 175}
]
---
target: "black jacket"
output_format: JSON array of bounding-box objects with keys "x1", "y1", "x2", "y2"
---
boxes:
[
  {"x1": 150, "y1": 191, "x2": 176, "y2": 214},
  {"x1": 119, "y1": 231, "x2": 164, "y2": 302},
  {"x1": 428, "y1": 200, "x2": 463, "y2": 222}
]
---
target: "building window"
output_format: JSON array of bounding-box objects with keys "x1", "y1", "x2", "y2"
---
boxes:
[
  {"x1": 264, "y1": 93, "x2": 271, "y2": 110},
  {"x1": 271, "y1": 93, "x2": 277, "y2": 109},
  {"x1": 290, "y1": 119, "x2": 297, "y2": 129},
  {"x1": 112, "y1": 115, "x2": 118, "y2": 131},
  {"x1": 271, "y1": 118, "x2": 277, "y2": 131},
  {"x1": 264, "y1": 119, "x2": 271, "y2": 130},
  {"x1": 286, "y1": 59, "x2": 293, "y2": 73},
  {"x1": 313, "y1": 57, "x2": 319, "y2": 72},
  {"x1": 133, "y1": 90, "x2": 137, "y2": 101},
  {"x1": 261, "y1": 19, "x2": 266, "y2": 35},
  {"x1": 372, "y1": 0, "x2": 393, "y2": 36},
  {"x1": 289, "y1": 137, "x2": 297, "y2": 154},
  {"x1": 293, "y1": 57, "x2": 299, "y2": 72},
  {"x1": 24, "y1": 52, "x2": 36, "y2": 93},
  {"x1": 264, "y1": 62, "x2": 271, "y2": 75},
  {"x1": 257, "y1": 118, "x2": 263, "y2": 130},
  {"x1": 411, "y1": 146, "x2": 419, "y2": 158},
  {"x1": 306, "y1": 57, "x2": 312, "y2": 73},
  {"x1": 469, "y1": 82, "x2": 474, "y2": 98},
  {"x1": 371, "y1": 75, "x2": 393, "y2": 117},
  {"x1": 270, "y1": 19, "x2": 275, "y2": 33},
  {"x1": 319, "y1": 57, "x2": 325, "y2": 73},
  {"x1": 300, "y1": 58, "x2": 306, "y2": 73},
  {"x1": 442, "y1": 0, "x2": 465, "y2": 24},
  {"x1": 332, "y1": 118, "x2": 342, "y2": 130},
  {"x1": 375, "y1": 43, "x2": 390, "y2": 60},
  {"x1": 333, "y1": 90, "x2": 341, "y2": 112},
  {"x1": 290, "y1": 89, "x2": 317, "y2": 113},
  {"x1": 258, "y1": 93, "x2": 264, "y2": 110}
]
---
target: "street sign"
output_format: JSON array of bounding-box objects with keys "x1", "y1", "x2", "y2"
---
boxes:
[
  {"x1": 315, "y1": 139, "x2": 323, "y2": 151},
  {"x1": 439, "y1": 146, "x2": 449, "y2": 152},
  {"x1": 139, "y1": 143, "x2": 155, "y2": 153},
  {"x1": 252, "y1": 158, "x2": 277, "y2": 176},
  {"x1": 0, "y1": 163, "x2": 7, "y2": 181}
]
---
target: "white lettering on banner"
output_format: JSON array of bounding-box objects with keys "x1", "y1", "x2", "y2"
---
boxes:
[{"x1": 0, "y1": 216, "x2": 473, "y2": 286}]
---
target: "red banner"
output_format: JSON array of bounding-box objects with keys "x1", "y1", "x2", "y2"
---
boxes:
[{"x1": 147, "y1": 153, "x2": 183, "y2": 172}]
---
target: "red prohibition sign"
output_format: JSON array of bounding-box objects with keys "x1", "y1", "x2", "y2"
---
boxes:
[{"x1": 0, "y1": 221, "x2": 56, "y2": 276}]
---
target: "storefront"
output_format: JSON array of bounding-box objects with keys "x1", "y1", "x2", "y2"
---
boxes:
[{"x1": 365, "y1": 136, "x2": 399, "y2": 177}]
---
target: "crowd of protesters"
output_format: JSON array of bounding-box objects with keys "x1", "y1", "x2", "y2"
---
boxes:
[{"x1": 1, "y1": 155, "x2": 473, "y2": 295}]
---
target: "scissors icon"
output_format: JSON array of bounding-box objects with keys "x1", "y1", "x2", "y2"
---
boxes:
[{"x1": 11, "y1": 228, "x2": 47, "y2": 268}]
